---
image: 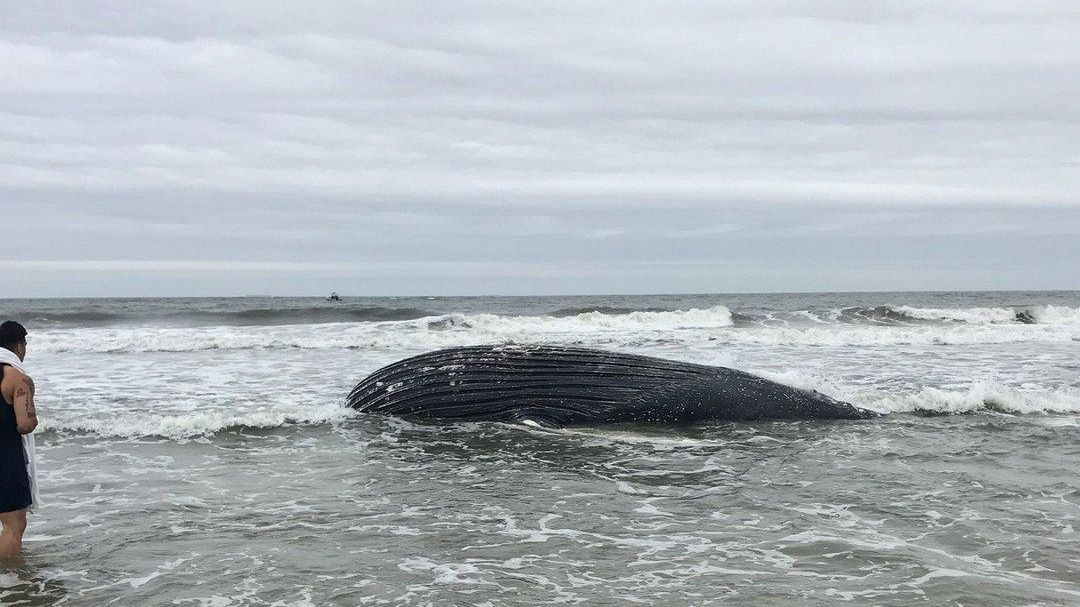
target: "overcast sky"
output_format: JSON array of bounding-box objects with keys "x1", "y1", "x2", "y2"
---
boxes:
[{"x1": 2, "y1": 1, "x2": 1079, "y2": 297}]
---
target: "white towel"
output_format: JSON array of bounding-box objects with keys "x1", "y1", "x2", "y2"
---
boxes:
[{"x1": 0, "y1": 348, "x2": 39, "y2": 511}]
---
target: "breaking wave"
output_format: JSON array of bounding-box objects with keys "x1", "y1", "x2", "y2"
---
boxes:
[
  {"x1": 858, "y1": 383, "x2": 1080, "y2": 416},
  {"x1": 750, "y1": 370, "x2": 1080, "y2": 416},
  {"x1": 888, "y1": 383, "x2": 1080, "y2": 416},
  {"x1": 825, "y1": 304, "x2": 1080, "y2": 326},
  {"x1": 25, "y1": 303, "x2": 1080, "y2": 354},
  {"x1": 30, "y1": 306, "x2": 738, "y2": 354},
  {"x1": 40, "y1": 402, "x2": 353, "y2": 440},
  {"x1": 891, "y1": 304, "x2": 1080, "y2": 325}
]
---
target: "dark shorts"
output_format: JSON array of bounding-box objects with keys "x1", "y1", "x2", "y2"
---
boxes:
[
  {"x1": 0, "y1": 490, "x2": 30, "y2": 513},
  {"x1": 0, "y1": 456, "x2": 31, "y2": 513}
]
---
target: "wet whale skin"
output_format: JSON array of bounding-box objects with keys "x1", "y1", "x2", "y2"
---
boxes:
[{"x1": 347, "y1": 345, "x2": 876, "y2": 426}]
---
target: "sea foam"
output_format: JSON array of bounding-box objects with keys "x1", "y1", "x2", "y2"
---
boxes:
[
  {"x1": 25, "y1": 304, "x2": 1080, "y2": 354},
  {"x1": 761, "y1": 371, "x2": 1080, "y2": 416},
  {"x1": 40, "y1": 401, "x2": 352, "y2": 440}
]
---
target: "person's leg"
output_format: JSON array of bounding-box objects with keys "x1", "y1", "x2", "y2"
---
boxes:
[{"x1": 0, "y1": 509, "x2": 28, "y2": 560}]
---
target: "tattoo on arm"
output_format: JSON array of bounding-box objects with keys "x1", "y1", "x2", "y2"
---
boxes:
[{"x1": 14, "y1": 381, "x2": 36, "y2": 419}]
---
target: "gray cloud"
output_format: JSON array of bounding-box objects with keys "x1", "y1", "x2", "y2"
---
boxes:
[{"x1": 1, "y1": 1, "x2": 1079, "y2": 296}]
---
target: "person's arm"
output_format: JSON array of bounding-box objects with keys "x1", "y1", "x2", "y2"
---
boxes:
[{"x1": 12, "y1": 375, "x2": 37, "y2": 434}]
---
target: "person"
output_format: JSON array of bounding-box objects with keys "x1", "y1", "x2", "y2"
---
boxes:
[{"x1": 0, "y1": 320, "x2": 37, "y2": 560}]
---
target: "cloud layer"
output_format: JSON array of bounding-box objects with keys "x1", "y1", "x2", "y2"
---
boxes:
[{"x1": 2, "y1": 1, "x2": 1079, "y2": 295}]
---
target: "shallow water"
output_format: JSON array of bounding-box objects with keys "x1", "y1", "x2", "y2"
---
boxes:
[{"x1": 2, "y1": 292, "x2": 1079, "y2": 605}]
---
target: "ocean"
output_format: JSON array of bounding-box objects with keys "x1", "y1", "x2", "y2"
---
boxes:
[{"x1": 1, "y1": 291, "x2": 1078, "y2": 605}]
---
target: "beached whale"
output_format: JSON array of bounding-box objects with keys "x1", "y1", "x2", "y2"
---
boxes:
[{"x1": 347, "y1": 345, "x2": 876, "y2": 426}]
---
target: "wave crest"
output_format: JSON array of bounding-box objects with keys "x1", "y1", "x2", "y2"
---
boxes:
[
  {"x1": 24, "y1": 304, "x2": 1080, "y2": 354},
  {"x1": 864, "y1": 383, "x2": 1080, "y2": 416},
  {"x1": 892, "y1": 304, "x2": 1080, "y2": 325},
  {"x1": 757, "y1": 370, "x2": 1080, "y2": 416},
  {"x1": 41, "y1": 402, "x2": 352, "y2": 440},
  {"x1": 30, "y1": 306, "x2": 736, "y2": 353}
]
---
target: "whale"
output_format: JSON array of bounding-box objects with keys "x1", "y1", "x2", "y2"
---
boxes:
[{"x1": 347, "y1": 345, "x2": 876, "y2": 427}]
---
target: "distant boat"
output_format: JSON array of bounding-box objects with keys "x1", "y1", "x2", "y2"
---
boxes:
[{"x1": 326, "y1": 292, "x2": 342, "y2": 302}]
